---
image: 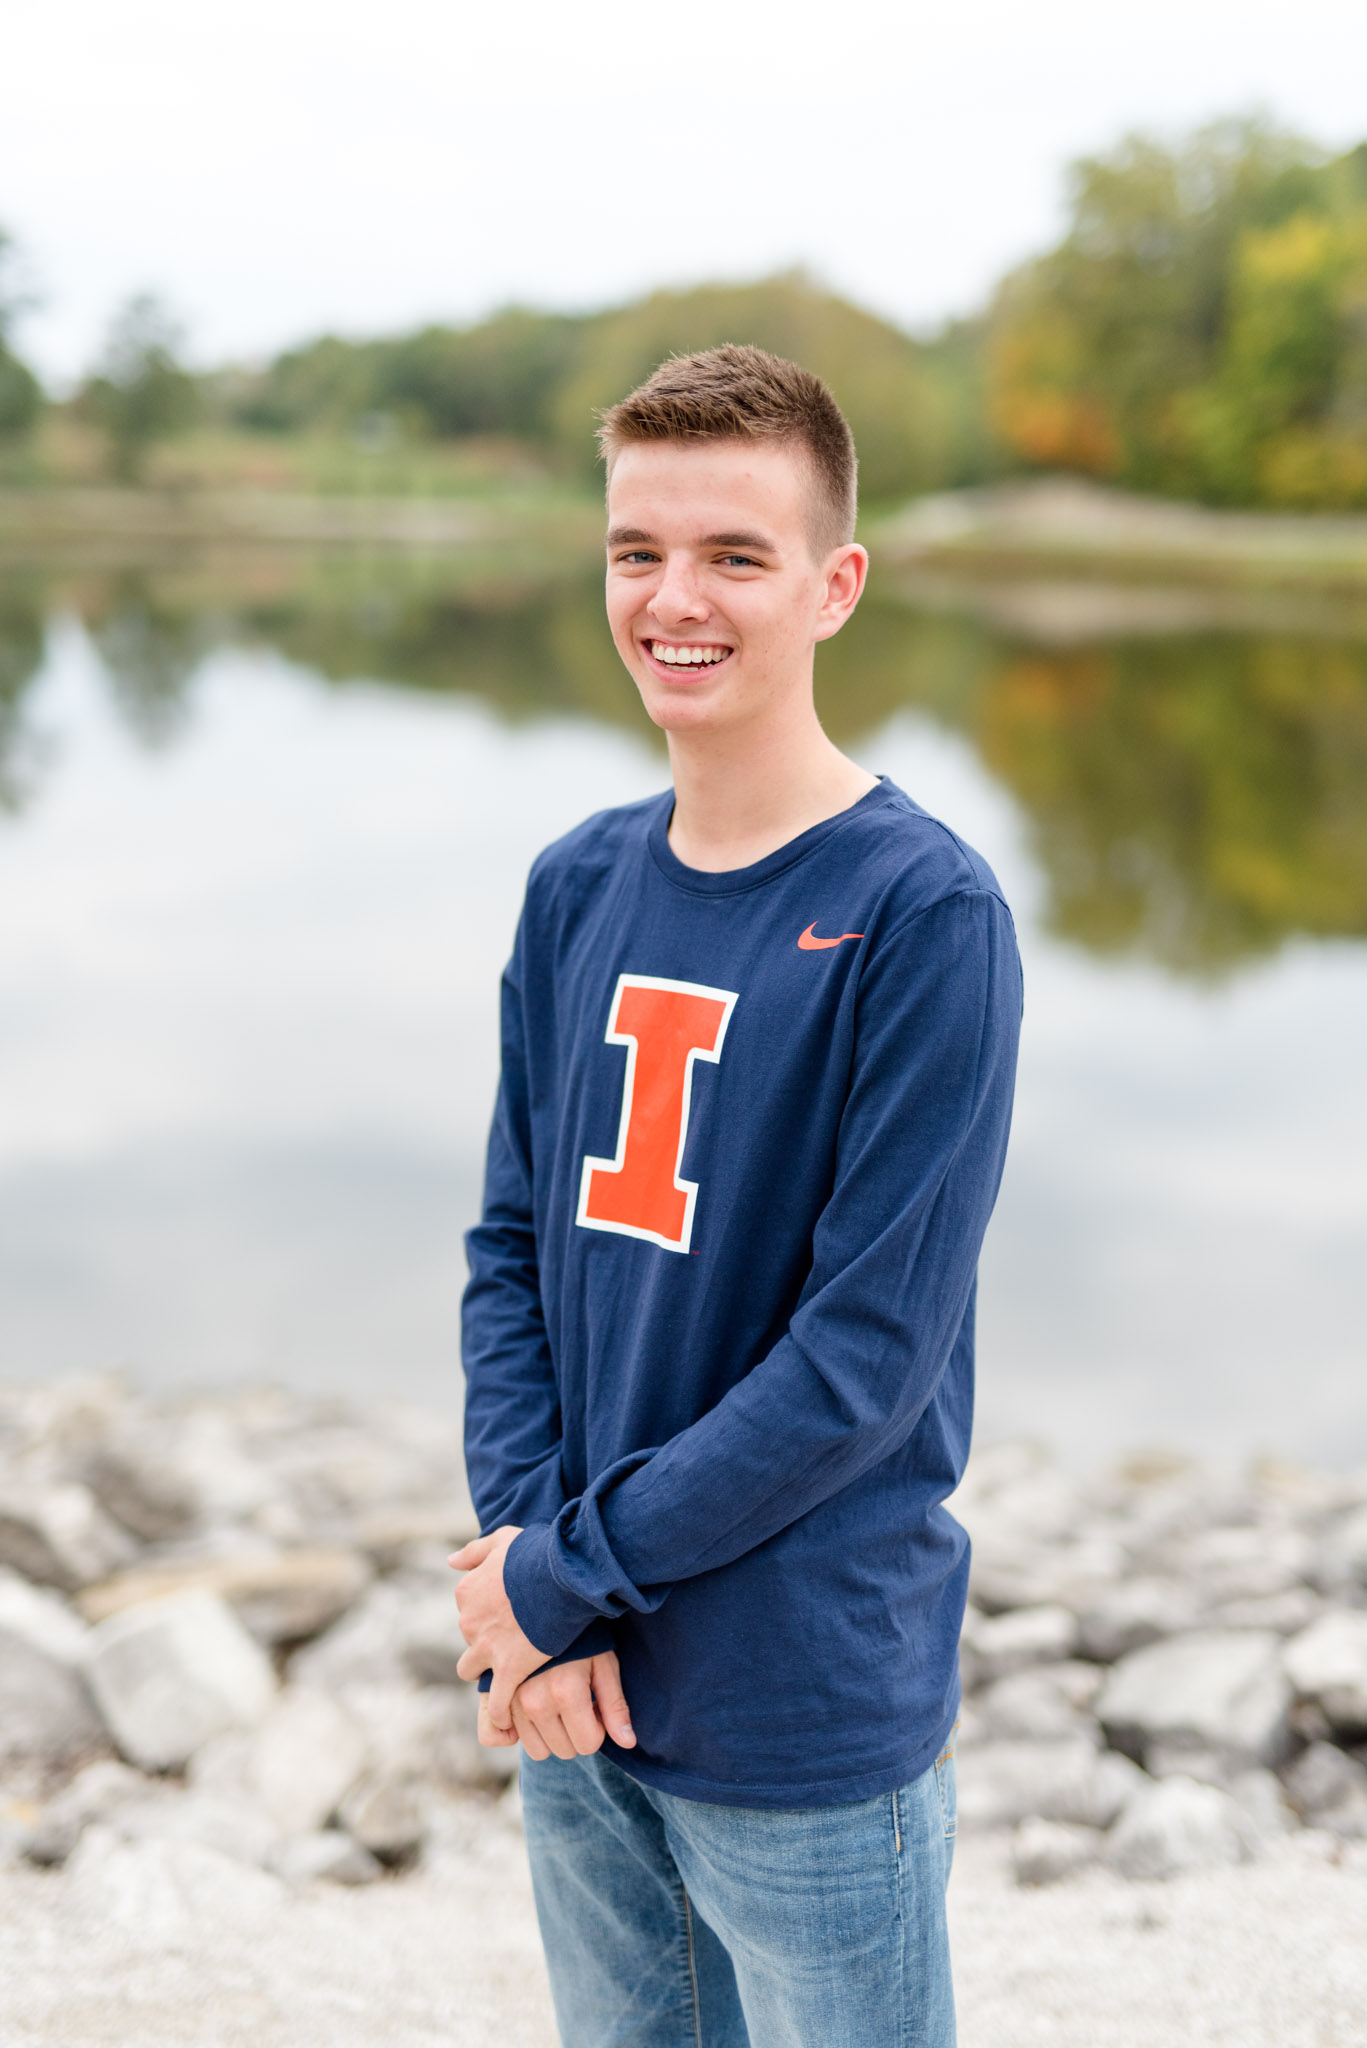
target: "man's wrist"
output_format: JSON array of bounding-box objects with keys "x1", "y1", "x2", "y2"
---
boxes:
[{"x1": 502, "y1": 1521, "x2": 607, "y2": 1657}]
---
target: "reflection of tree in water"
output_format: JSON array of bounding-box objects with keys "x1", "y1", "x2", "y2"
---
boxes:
[
  {"x1": 974, "y1": 636, "x2": 1367, "y2": 974},
  {"x1": 0, "y1": 579, "x2": 47, "y2": 812},
  {"x1": 8, "y1": 550, "x2": 1367, "y2": 977},
  {"x1": 88, "y1": 576, "x2": 209, "y2": 746}
]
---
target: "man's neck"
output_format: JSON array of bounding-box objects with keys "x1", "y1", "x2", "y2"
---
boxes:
[{"x1": 665, "y1": 701, "x2": 879, "y2": 874}]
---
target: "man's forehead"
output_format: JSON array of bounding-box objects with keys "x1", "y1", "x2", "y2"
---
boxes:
[{"x1": 605, "y1": 440, "x2": 809, "y2": 546}]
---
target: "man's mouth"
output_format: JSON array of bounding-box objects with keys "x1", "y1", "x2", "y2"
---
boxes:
[{"x1": 644, "y1": 640, "x2": 733, "y2": 669}]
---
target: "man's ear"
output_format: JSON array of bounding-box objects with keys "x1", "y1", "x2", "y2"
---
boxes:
[{"x1": 813, "y1": 544, "x2": 869, "y2": 642}]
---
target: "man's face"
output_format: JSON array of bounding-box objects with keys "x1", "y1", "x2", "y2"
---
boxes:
[{"x1": 604, "y1": 439, "x2": 865, "y2": 739}]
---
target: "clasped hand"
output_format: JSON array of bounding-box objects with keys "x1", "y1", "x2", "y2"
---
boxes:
[{"x1": 449, "y1": 1526, "x2": 635, "y2": 1760}]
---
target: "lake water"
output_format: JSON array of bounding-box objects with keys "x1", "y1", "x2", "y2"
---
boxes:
[{"x1": 1, "y1": 546, "x2": 1364, "y2": 1464}]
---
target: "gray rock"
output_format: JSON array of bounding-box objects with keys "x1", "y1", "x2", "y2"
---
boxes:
[
  {"x1": 269, "y1": 1828, "x2": 383, "y2": 1886},
  {"x1": 956, "y1": 1736, "x2": 1145, "y2": 1830},
  {"x1": 1312, "y1": 1503, "x2": 1367, "y2": 1594},
  {"x1": 1097, "y1": 1630, "x2": 1291, "y2": 1768},
  {"x1": 960, "y1": 1604, "x2": 1078, "y2": 1685},
  {"x1": 1011, "y1": 1818, "x2": 1104, "y2": 1885},
  {"x1": 288, "y1": 1580, "x2": 427, "y2": 1691},
  {"x1": 1228, "y1": 1767, "x2": 1298, "y2": 1837},
  {"x1": 968, "y1": 1535, "x2": 1126, "y2": 1617},
  {"x1": 338, "y1": 1773, "x2": 426, "y2": 1864},
  {"x1": 0, "y1": 1483, "x2": 137, "y2": 1591},
  {"x1": 80, "y1": 1436, "x2": 201, "y2": 1543},
  {"x1": 1107, "y1": 1775, "x2": 1261, "y2": 1880},
  {"x1": 975, "y1": 1669, "x2": 1102, "y2": 1744},
  {"x1": 79, "y1": 1547, "x2": 374, "y2": 1646},
  {"x1": 0, "y1": 1629, "x2": 105, "y2": 1763},
  {"x1": 1075, "y1": 1578, "x2": 1199, "y2": 1664},
  {"x1": 25, "y1": 1759, "x2": 148, "y2": 1865},
  {"x1": 85, "y1": 1589, "x2": 276, "y2": 1770},
  {"x1": 1282, "y1": 1741, "x2": 1367, "y2": 1837},
  {"x1": 1283, "y1": 1611, "x2": 1367, "y2": 1738},
  {"x1": 397, "y1": 1588, "x2": 469, "y2": 1686}
]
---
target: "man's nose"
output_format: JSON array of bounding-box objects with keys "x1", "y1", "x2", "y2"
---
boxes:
[{"x1": 648, "y1": 560, "x2": 708, "y2": 626}]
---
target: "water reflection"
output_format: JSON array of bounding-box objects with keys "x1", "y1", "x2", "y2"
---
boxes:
[{"x1": 3, "y1": 550, "x2": 1367, "y2": 978}]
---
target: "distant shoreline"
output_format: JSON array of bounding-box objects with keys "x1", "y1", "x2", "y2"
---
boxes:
[{"x1": 2, "y1": 483, "x2": 1367, "y2": 618}]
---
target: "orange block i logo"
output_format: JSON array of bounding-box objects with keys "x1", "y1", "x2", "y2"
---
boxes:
[{"x1": 577, "y1": 974, "x2": 738, "y2": 1254}]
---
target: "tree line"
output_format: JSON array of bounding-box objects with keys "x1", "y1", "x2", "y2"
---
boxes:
[{"x1": 4, "y1": 118, "x2": 1367, "y2": 508}]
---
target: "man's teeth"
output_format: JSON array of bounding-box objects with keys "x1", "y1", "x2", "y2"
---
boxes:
[{"x1": 650, "y1": 643, "x2": 730, "y2": 666}]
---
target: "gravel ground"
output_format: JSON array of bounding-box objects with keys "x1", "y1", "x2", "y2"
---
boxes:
[{"x1": 2, "y1": 1805, "x2": 1365, "y2": 2048}]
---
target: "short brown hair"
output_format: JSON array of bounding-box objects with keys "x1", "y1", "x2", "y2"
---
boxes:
[{"x1": 597, "y1": 343, "x2": 857, "y2": 557}]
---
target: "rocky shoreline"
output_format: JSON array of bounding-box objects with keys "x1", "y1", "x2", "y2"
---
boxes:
[{"x1": 2, "y1": 1372, "x2": 1366, "y2": 1909}]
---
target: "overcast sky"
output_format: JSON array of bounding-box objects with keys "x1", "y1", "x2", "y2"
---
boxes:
[{"x1": 5, "y1": 0, "x2": 1367, "y2": 384}]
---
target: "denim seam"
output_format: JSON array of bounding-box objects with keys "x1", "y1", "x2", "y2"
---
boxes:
[
  {"x1": 680, "y1": 1884, "x2": 703, "y2": 2048},
  {"x1": 893, "y1": 1787, "x2": 910, "y2": 2048}
]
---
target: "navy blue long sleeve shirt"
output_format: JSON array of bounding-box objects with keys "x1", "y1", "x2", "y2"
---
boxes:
[{"x1": 462, "y1": 777, "x2": 1022, "y2": 1807}]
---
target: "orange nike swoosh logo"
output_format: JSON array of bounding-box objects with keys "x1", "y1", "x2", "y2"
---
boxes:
[{"x1": 798, "y1": 923, "x2": 865, "y2": 951}]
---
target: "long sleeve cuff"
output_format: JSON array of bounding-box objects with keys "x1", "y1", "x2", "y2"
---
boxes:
[{"x1": 503, "y1": 1521, "x2": 607, "y2": 1657}]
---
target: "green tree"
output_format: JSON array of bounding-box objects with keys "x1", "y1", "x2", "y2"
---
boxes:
[
  {"x1": 82, "y1": 293, "x2": 199, "y2": 481},
  {"x1": 0, "y1": 229, "x2": 43, "y2": 442},
  {"x1": 987, "y1": 120, "x2": 1367, "y2": 506},
  {"x1": 550, "y1": 273, "x2": 952, "y2": 503}
]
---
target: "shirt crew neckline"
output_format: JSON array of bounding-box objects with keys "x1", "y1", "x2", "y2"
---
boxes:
[{"x1": 646, "y1": 776, "x2": 898, "y2": 897}]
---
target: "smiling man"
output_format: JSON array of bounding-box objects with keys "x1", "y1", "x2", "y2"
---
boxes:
[{"x1": 453, "y1": 345, "x2": 1022, "y2": 2047}]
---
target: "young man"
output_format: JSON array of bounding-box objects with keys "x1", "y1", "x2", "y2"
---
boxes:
[{"x1": 452, "y1": 345, "x2": 1022, "y2": 2047}]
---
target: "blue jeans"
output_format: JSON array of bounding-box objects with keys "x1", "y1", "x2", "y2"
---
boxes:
[{"x1": 519, "y1": 1735, "x2": 958, "y2": 2048}]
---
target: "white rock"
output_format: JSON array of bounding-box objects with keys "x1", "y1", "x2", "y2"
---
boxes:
[
  {"x1": 1107, "y1": 1775, "x2": 1261, "y2": 1880},
  {"x1": 244, "y1": 1688, "x2": 367, "y2": 1833},
  {"x1": 336, "y1": 1678, "x2": 520, "y2": 1789},
  {"x1": 0, "y1": 1628, "x2": 105, "y2": 1762},
  {"x1": 968, "y1": 1536, "x2": 1126, "y2": 1616},
  {"x1": 957, "y1": 1736, "x2": 1145, "y2": 1830},
  {"x1": 1011, "y1": 1818, "x2": 1104, "y2": 1885},
  {"x1": 269, "y1": 1828, "x2": 383, "y2": 1886},
  {"x1": 1208, "y1": 1588, "x2": 1325, "y2": 1637},
  {"x1": 103, "y1": 1786, "x2": 280, "y2": 1866},
  {"x1": 1284, "y1": 1611, "x2": 1367, "y2": 1737},
  {"x1": 62, "y1": 1825, "x2": 285, "y2": 1949},
  {"x1": 0, "y1": 1483, "x2": 137, "y2": 1590},
  {"x1": 85, "y1": 1589, "x2": 277, "y2": 1770},
  {"x1": 1097, "y1": 1630, "x2": 1291, "y2": 1767},
  {"x1": 1179, "y1": 1523, "x2": 1316, "y2": 1605},
  {"x1": 25, "y1": 1759, "x2": 149, "y2": 1865},
  {"x1": 0, "y1": 1567, "x2": 90, "y2": 1662},
  {"x1": 960, "y1": 1604, "x2": 1078, "y2": 1684}
]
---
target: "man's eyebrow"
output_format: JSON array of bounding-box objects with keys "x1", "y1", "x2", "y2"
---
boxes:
[
  {"x1": 702, "y1": 530, "x2": 778, "y2": 552},
  {"x1": 603, "y1": 525, "x2": 780, "y2": 552}
]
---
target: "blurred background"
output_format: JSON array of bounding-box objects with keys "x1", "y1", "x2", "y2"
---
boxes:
[{"x1": 1, "y1": 0, "x2": 1365, "y2": 1465}]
